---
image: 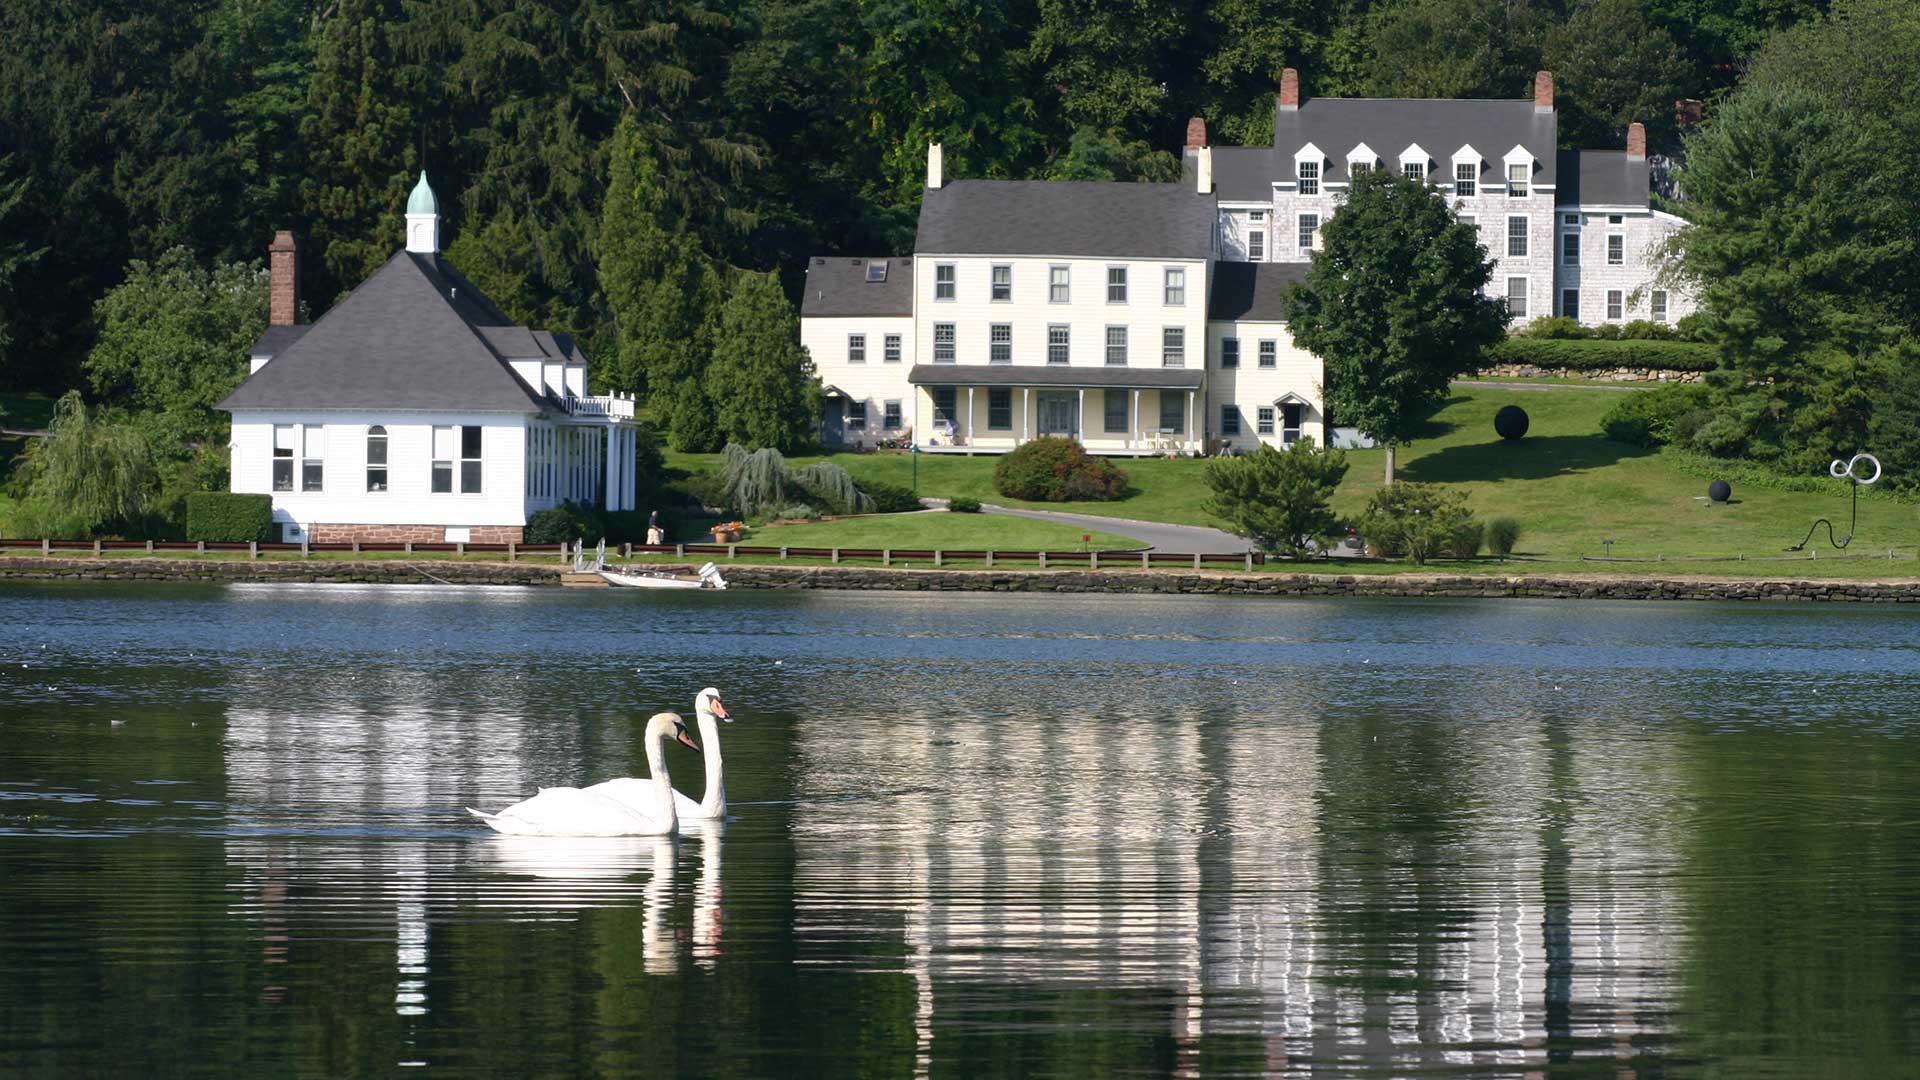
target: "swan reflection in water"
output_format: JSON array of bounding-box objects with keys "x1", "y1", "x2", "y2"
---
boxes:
[{"x1": 474, "y1": 821, "x2": 728, "y2": 975}]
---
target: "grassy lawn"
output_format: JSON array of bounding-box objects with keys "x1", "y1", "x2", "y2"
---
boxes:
[{"x1": 744, "y1": 511, "x2": 1140, "y2": 550}]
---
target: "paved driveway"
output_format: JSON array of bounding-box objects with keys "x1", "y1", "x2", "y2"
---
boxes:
[{"x1": 980, "y1": 504, "x2": 1250, "y2": 554}]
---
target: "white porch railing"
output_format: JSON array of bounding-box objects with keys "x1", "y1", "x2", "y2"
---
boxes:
[{"x1": 560, "y1": 393, "x2": 636, "y2": 420}]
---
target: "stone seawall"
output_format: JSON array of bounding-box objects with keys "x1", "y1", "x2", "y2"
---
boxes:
[{"x1": 10, "y1": 556, "x2": 1920, "y2": 603}]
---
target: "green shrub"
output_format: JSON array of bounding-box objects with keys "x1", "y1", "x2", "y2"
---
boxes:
[
  {"x1": 1516, "y1": 315, "x2": 1589, "y2": 339},
  {"x1": 185, "y1": 492, "x2": 272, "y2": 542},
  {"x1": 948, "y1": 496, "x2": 982, "y2": 513},
  {"x1": 992, "y1": 437, "x2": 1128, "y2": 502},
  {"x1": 1486, "y1": 517, "x2": 1522, "y2": 556},
  {"x1": 1600, "y1": 382, "x2": 1713, "y2": 448},
  {"x1": 1202, "y1": 439, "x2": 1349, "y2": 556},
  {"x1": 1359, "y1": 481, "x2": 1474, "y2": 565},
  {"x1": 1674, "y1": 313, "x2": 1705, "y2": 341},
  {"x1": 1484, "y1": 337, "x2": 1716, "y2": 373},
  {"x1": 1447, "y1": 521, "x2": 1485, "y2": 558},
  {"x1": 1619, "y1": 319, "x2": 1679, "y2": 341},
  {"x1": 668, "y1": 469, "x2": 729, "y2": 510},
  {"x1": 860, "y1": 480, "x2": 925, "y2": 514},
  {"x1": 525, "y1": 500, "x2": 604, "y2": 544}
]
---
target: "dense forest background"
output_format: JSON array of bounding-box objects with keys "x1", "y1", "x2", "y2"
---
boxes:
[{"x1": 0, "y1": 0, "x2": 1829, "y2": 398}]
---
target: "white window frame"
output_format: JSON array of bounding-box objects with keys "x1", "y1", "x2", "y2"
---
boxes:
[
  {"x1": 1163, "y1": 267, "x2": 1186, "y2": 306},
  {"x1": 1403, "y1": 161, "x2": 1425, "y2": 183},
  {"x1": 1454, "y1": 161, "x2": 1476, "y2": 196},
  {"x1": 1258, "y1": 340, "x2": 1277, "y2": 368},
  {"x1": 1562, "y1": 230, "x2": 1580, "y2": 266},
  {"x1": 934, "y1": 262, "x2": 955, "y2": 301},
  {"x1": 1162, "y1": 326, "x2": 1185, "y2": 367},
  {"x1": 272, "y1": 423, "x2": 295, "y2": 492},
  {"x1": 1607, "y1": 234, "x2": 1625, "y2": 265},
  {"x1": 990, "y1": 264, "x2": 1012, "y2": 302},
  {"x1": 1297, "y1": 159, "x2": 1319, "y2": 196},
  {"x1": 990, "y1": 323, "x2": 1012, "y2": 364},
  {"x1": 1652, "y1": 290, "x2": 1669, "y2": 323},
  {"x1": 848, "y1": 333, "x2": 866, "y2": 363},
  {"x1": 933, "y1": 322, "x2": 955, "y2": 363},
  {"x1": 884, "y1": 333, "x2": 902, "y2": 363},
  {"x1": 366, "y1": 424, "x2": 388, "y2": 493},
  {"x1": 1047, "y1": 324, "x2": 1070, "y2": 365},
  {"x1": 1606, "y1": 290, "x2": 1624, "y2": 321},
  {"x1": 1107, "y1": 265, "x2": 1128, "y2": 304},
  {"x1": 1257, "y1": 407, "x2": 1275, "y2": 436},
  {"x1": 1507, "y1": 215, "x2": 1529, "y2": 258},
  {"x1": 1105, "y1": 325, "x2": 1127, "y2": 366},
  {"x1": 1506, "y1": 161, "x2": 1530, "y2": 197},
  {"x1": 1049, "y1": 265, "x2": 1070, "y2": 303},
  {"x1": 1297, "y1": 213, "x2": 1319, "y2": 253},
  {"x1": 1506, "y1": 277, "x2": 1529, "y2": 320},
  {"x1": 1247, "y1": 230, "x2": 1265, "y2": 261}
]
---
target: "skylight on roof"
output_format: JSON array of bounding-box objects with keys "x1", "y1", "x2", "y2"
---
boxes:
[{"x1": 865, "y1": 262, "x2": 888, "y2": 282}]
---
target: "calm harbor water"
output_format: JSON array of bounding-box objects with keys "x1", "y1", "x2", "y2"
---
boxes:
[{"x1": 2, "y1": 581, "x2": 1918, "y2": 1078}]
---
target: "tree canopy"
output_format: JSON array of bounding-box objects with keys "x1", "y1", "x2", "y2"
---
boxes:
[{"x1": 1284, "y1": 169, "x2": 1507, "y2": 482}]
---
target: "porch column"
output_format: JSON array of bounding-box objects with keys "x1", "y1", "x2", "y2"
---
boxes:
[
  {"x1": 604, "y1": 425, "x2": 618, "y2": 511},
  {"x1": 1132, "y1": 389, "x2": 1140, "y2": 448},
  {"x1": 1023, "y1": 388, "x2": 1031, "y2": 443},
  {"x1": 1077, "y1": 388, "x2": 1085, "y2": 444},
  {"x1": 969, "y1": 387, "x2": 977, "y2": 448},
  {"x1": 913, "y1": 390, "x2": 920, "y2": 448},
  {"x1": 1187, "y1": 391, "x2": 1195, "y2": 451}
]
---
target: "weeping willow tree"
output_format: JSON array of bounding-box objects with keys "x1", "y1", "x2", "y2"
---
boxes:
[
  {"x1": 719, "y1": 443, "x2": 870, "y2": 519},
  {"x1": 7, "y1": 391, "x2": 157, "y2": 537}
]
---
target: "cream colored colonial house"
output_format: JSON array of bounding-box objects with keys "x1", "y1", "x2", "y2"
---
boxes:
[
  {"x1": 802, "y1": 69, "x2": 1690, "y2": 454},
  {"x1": 219, "y1": 174, "x2": 643, "y2": 543}
]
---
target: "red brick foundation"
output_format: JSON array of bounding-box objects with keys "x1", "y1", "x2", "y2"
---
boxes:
[{"x1": 309, "y1": 524, "x2": 524, "y2": 544}]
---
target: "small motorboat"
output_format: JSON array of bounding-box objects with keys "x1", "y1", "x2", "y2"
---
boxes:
[{"x1": 600, "y1": 561, "x2": 727, "y2": 590}]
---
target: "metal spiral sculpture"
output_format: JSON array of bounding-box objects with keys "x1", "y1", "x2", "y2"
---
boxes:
[{"x1": 1787, "y1": 452, "x2": 1881, "y2": 551}]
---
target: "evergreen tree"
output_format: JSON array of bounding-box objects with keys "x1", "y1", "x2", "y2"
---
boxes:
[
  {"x1": 706, "y1": 270, "x2": 820, "y2": 454},
  {"x1": 1364, "y1": 0, "x2": 1549, "y2": 101},
  {"x1": 1544, "y1": 0, "x2": 1694, "y2": 149},
  {"x1": 1284, "y1": 169, "x2": 1507, "y2": 483},
  {"x1": 1203, "y1": 439, "x2": 1350, "y2": 557}
]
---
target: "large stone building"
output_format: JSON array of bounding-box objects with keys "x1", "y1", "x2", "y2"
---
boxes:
[{"x1": 801, "y1": 69, "x2": 1691, "y2": 455}]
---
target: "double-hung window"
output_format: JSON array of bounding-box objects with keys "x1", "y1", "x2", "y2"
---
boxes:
[
  {"x1": 1047, "y1": 324, "x2": 1070, "y2": 365},
  {"x1": 300, "y1": 426, "x2": 325, "y2": 492},
  {"x1": 1455, "y1": 162, "x2": 1476, "y2": 196},
  {"x1": 1607, "y1": 234, "x2": 1624, "y2": 265},
  {"x1": 1159, "y1": 391, "x2": 1186, "y2": 435},
  {"x1": 848, "y1": 401, "x2": 868, "y2": 430},
  {"x1": 1257, "y1": 407, "x2": 1275, "y2": 436},
  {"x1": 988, "y1": 388, "x2": 1012, "y2": 430},
  {"x1": 1507, "y1": 216, "x2": 1529, "y2": 258},
  {"x1": 931, "y1": 387, "x2": 956, "y2": 427},
  {"x1": 1049, "y1": 265, "x2": 1070, "y2": 303},
  {"x1": 1505, "y1": 277, "x2": 1529, "y2": 320},
  {"x1": 1652, "y1": 290, "x2": 1669, "y2": 323},
  {"x1": 884, "y1": 400, "x2": 902, "y2": 429},
  {"x1": 848, "y1": 333, "x2": 866, "y2": 363},
  {"x1": 990, "y1": 323, "x2": 1012, "y2": 364},
  {"x1": 1104, "y1": 390, "x2": 1129, "y2": 434},
  {"x1": 272, "y1": 424, "x2": 295, "y2": 491},
  {"x1": 1105, "y1": 325, "x2": 1127, "y2": 366},
  {"x1": 1403, "y1": 162, "x2": 1425, "y2": 183},
  {"x1": 1162, "y1": 327, "x2": 1185, "y2": 367},
  {"x1": 1607, "y1": 290, "x2": 1624, "y2": 321},
  {"x1": 884, "y1": 334, "x2": 902, "y2": 363},
  {"x1": 933, "y1": 322, "x2": 955, "y2": 363},
  {"x1": 991, "y1": 264, "x2": 1012, "y2": 301},
  {"x1": 430, "y1": 425, "x2": 456, "y2": 493},
  {"x1": 1561, "y1": 289, "x2": 1579, "y2": 318},
  {"x1": 1107, "y1": 266, "x2": 1128, "y2": 303},
  {"x1": 934, "y1": 263, "x2": 955, "y2": 301},
  {"x1": 1297, "y1": 213, "x2": 1319, "y2": 253},
  {"x1": 1221, "y1": 405, "x2": 1241, "y2": 436},
  {"x1": 1247, "y1": 230, "x2": 1265, "y2": 261},
  {"x1": 1163, "y1": 267, "x2": 1186, "y2": 306},
  {"x1": 1258, "y1": 340, "x2": 1277, "y2": 368},
  {"x1": 1562, "y1": 230, "x2": 1580, "y2": 265},
  {"x1": 1507, "y1": 163, "x2": 1529, "y2": 197},
  {"x1": 366, "y1": 425, "x2": 388, "y2": 492},
  {"x1": 1297, "y1": 160, "x2": 1318, "y2": 196},
  {"x1": 1221, "y1": 338, "x2": 1239, "y2": 369}
]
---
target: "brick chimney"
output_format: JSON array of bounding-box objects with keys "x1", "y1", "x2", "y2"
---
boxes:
[
  {"x1": 1534, "y1": 70, "x2": 1554, "y2": 112},
  {"x1": 268, "y1": 231, "x2": 299, "y2": 327},
  {"x1": 1185, "y1": 117, "x2": 1208, "y2": 149},
  {"x1": 1279, "y1": 68, "x2": 1300, "y2": 112},
  {"x1": 1626, "y1": 122, "x2": 1647, "y2": 160}
]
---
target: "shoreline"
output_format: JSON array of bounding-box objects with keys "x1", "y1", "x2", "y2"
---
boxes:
[{"x1": 6, "y1": 555, "x2": 1920, "y2": 603}]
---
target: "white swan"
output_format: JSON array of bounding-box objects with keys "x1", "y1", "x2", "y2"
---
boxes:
[
  {"x1": 588, "y1": 688, "x2": 731, "y2": 823},
  {"x1": 466, "y1": 712, "x2": 699, "y2": 836}
]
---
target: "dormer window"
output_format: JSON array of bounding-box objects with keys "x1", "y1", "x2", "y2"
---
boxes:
[
  {"x1": 1297, "y1": 160, "x2": 1319, "y2": 196},
  {"x1": 1403, "y1": 162, "x2": 1425, "y2": 183},
  {"x1": 1507, "y1": 163, "x2": 1529, "y2": 197},
  {"x1": 1350, "y1": 161, "x2": 1371, "y2": 176},
  {"x1": 865, "y1": 261, "x2": 887, "y2": 283},
  {"x1": 1454, "y1": 162, "x2": 1477, "y2": 196}
]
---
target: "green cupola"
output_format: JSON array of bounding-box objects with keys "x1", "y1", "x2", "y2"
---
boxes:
[{"x1": 405, "y1": 171, "x2": 440, "y2": 253}]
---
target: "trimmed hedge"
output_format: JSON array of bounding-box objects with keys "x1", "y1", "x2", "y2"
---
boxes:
[
  {"x1": 184, "y1": 492, "x2": 273, "y2": 542},
  {"x1": 1486, "y1": 338, "x2": 1717, "y2": 372},
  {"x1": 992, "y1": 437, "x2": 1129, "y2": 502},
  {"x1": 526, "y1": 501, "x2": 605, "y2": 544}
]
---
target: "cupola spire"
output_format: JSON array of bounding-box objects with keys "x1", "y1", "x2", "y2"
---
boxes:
[{"x1": 405, "y1": 171, "x2": 439, "y2": 254}]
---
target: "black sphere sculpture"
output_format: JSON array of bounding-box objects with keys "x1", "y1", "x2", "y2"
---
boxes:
[
  {"x1": 1708, "y1": 479, "x2": 1732, "y2": 503},
  {"x1": 1494, "y1": 404, "x2": 1530, "y2": 441}
]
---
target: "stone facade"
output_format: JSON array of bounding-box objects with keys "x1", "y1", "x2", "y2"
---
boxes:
[{"x1": 309, "y1": 523, "x2": 523, "y2": 544}]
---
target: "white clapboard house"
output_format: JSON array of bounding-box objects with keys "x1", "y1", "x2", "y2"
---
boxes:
[{"x1": 219, "y1": 174, "x2": 643, "y2": 543}]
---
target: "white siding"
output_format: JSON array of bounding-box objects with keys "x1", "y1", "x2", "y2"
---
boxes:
[
  {"x1": 800, "y1": 315, "x2": 916, "y2": 446},
  {"x1": 229, "y1": 411, "x2": 531, "y2": 529},
  {"x1": 1206, "y1": 321, "x2": 1327, "y2": 451}
]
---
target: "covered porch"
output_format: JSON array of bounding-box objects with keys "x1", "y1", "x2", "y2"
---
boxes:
[
  {"x1": 906, "y1": 366, "x2": 1207, "y2": 456},
  {"x1": 527, "y1": 394, "x2": 645, "y2": 513}
]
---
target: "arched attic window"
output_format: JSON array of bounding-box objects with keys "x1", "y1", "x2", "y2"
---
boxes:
[{"x1": 366, "y1": 425, "x2": 388, "y2": 492}]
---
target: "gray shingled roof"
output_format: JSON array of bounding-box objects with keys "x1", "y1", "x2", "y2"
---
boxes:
[
  {"x1": 917, "y1": 180, "x2": 1216, "y2": 260},
  {"x1": 220, "y1": 251, "x2": 550, "y2": 413},
  {"x1": 801, "y1": 257, "x2": 914, "y2": 317},
  {"x1": 908, "y1": 365, "x2": 1204, "y2": 389},
  {"x1": 1209, "y1": 147, "x2": 1287, "y2": 203},
  {"x1": 1274, "y1": 98, "x2": 1558, "y2": 187},
  {"x1": 1209, "y1": 262, "x2": 1308, "y2": 322},
  {"x1": 248, "y1": 324, "x2": 310, "y2": 359},
  {"x1": 1555, "y1": 150, "x2": 1650, "y2": 208}
]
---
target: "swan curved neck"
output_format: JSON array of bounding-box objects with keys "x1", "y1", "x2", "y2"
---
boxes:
[
  {"x1": 696, "y1": 709, "x2": 725, "y2": 817},
  {"x1": 645, "y1": 724, "x2": 677, "y2": 830}
]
